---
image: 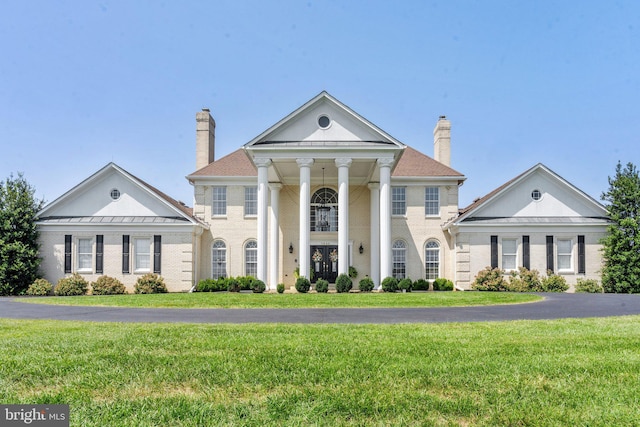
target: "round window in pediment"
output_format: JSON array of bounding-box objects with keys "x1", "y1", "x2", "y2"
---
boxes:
[
  {"x1": 531, "y1": 189, "x2": 542, "y2": 201},
  {"x1": 318, "y1": 115, "x2": 331, "y2": 129},
  {"x1": 110, "y1": 188, "x2": 121, "y2": 201}
]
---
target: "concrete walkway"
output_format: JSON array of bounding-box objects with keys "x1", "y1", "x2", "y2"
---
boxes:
[{"x1": 1, "y1": 293, "x2": 639, "y2": 324}]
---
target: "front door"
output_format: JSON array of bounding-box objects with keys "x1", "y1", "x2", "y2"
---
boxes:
[{"x1": 311, "y1": 245, "x2": 338, "y2": 283}]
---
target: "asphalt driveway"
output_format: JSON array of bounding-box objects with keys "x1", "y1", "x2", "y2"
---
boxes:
[{"x1": 1, "y1": 293, "x2": 639, "y2": 324}]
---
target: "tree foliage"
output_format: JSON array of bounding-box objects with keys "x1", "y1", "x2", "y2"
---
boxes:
[
  {"x1": 601, "y1": 162, "x2": 640, "y2": 293},
  {"x1": 0, "y1": 173, "x2": 44, "y2": 295}
]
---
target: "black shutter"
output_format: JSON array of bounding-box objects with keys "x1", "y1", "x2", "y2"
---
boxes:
[
  {"x1": 522, "y1": 236, "x2": 530, "y2": 270},
  {"x1": 122, "y1": 235, "x2": 130, "y2": 274},
  {"x1": 96, "y1": 235, "x2": 104, "y2": 274},
  {"x1": 546, "y1": 236, "x2": 554, "y2": 273},
  {"x1": 153, "y1": 235, "x2": 161, "y2": 274},
  {"x1": 64, "y1": 235, "x2": 72, "y2": 274},
  {"x1": 490, "y1": 236, "x2": 498, "y2": 269},
  {"x1": 578, "y1": 235, "x2": 586, "y2": 274}
]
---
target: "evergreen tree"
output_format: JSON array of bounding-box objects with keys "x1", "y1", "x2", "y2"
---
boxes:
[
  {"x1": 0, "y1": 173, "x2": 44, "y2": 295},
  {"x1": 601, "y1": 162, "x2": 640, "y2": 293}
]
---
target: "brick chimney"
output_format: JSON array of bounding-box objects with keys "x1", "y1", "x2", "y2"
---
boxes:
[
  {"x1": 433, "y1": 115, "x2": 451, "y2": 167},
  {"x1": 196, "y1": 108, "x2": 215, "y2": 170}
]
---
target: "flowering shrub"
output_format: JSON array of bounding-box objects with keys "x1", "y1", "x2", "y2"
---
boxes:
[
  {"x1": 55, "y1": 273, "x2": 89, "y2": 296},
  {"x1": 26, "y1": 278, "x2": 53, "y2": 296},
  {"x1": 541, "y1": 273, "x2": 569, "y2": 292},
  {"x1": 575, "y1": 278, "x2": 603, "y2": 293},
  {"x1": 91, "y1": 275, "x2": 126, "y2": 295},
  {"x1": 134, "y1": 273, "x2": 167, "y2": 294},
  {"x1": 507, "y1": 268, "x2": 542, "y2": 292},
  {"x1": 472, "y1": 267, "x2": 507, "y2": 291}
]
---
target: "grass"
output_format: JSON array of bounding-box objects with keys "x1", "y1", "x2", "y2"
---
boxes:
[
  {"x1": 1, "y1": 316, "x2": 639, "y2": 426},
  {"x1": 16, "y1": 291, "x2": 540, "y2": 309}
]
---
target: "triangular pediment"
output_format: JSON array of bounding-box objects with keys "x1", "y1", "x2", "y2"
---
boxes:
[
  {"x1": 39, "y1": 163, "x2": 198, "y2": 222},
  {"x1": 245, "y1": 91, "x2": 404, "y2": 149},
  {"x1": 456, "y1": 164, "x2": 608, "y2": 222}
]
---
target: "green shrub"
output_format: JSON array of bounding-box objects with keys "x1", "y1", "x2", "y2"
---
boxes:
[
  {"x1": 276, "y1": 283, "x2": 285, "y2": 294},
  {"x1": 358, "y1": 277, "x2": 374, "y2": 292},
  {"x1": 196, "y1": 278, "x2": 227, "y2": 292},
  {"x1": 381, "y1": 277, "x2": 398, "y2": 293},
  {"x1": 315, "y1": 279, "x2": 329, "y2": 293},
  {"x1": 251, "y1": 279, "x2": 266, "y2": 293},
  {"x1": 295, "y1": 277, "x2": 310, "y2": 293},
  {"x1": 91, "y1": 275, "x2": 126, "y2": 295},
  {"x1": 413, "y1": 279, "x2": 429, "y2": 291},
  {"x1": 433, "y1": 277, "x2": 454, "y2": 291},
  {"x1": 575, "y1": 278, "x2": 603, "y2": 293},
  {"x1": 541, "y1": 273, "x2": 569, "y2": 292},
  {"x1": 226, "y1": 277, "x2": 241, "y2": 292},
  {"x1": 336, "y1": 273, "x2": 353, "y2": 293},
  {"x1": 55, "y1": 273, "x2": 89, "y2": 296},
  {"x1": 134, "y1": 273, "x2": 168, "y2": 294},
  {"x1": 398, "y1": 278, "x2": 413, "y2": 292},
  {"x1": 506, "y1": 267, "x2": 543, "y2": 292},
  {"x1": 26, "y1": 278, "x2": 53, "y2": 296},
  {"x1": 238, "y1": 276, "x2": 255, "y2": 291},
  {"x1": 472, "y1": 267, "x2": 507, "y2": 291},
  {"x1": 348, "y1": 266, "x2": 358, "y2": 279}
]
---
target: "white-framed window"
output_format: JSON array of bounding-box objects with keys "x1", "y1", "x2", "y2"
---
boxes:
[
  {"x1": 77, "y1": 238, "x2": 93, "y2": 272},
  {"x1": 244, "y1": 187, "x2": 257, "y2": 216},
  {"x1": 392, "y1": 187, "x2": 406, "y2": 216},
  {"x1": 502, "y1": 239, "x2": 517, "y2": 271},
  {"x1": 134, "y1": 238, "x2": 151, "y2": 272},
  {"x1": 311, "y1": 188, "x2": 338, "y2": 232},
  {"x1": 212, "y1": 240, "x2": 227, "y2": 279},
  {"x1": 557, "y1": 239, "x2": 573, "y2": 272},
  {"x1": 425, "y1": 187, "x2": 440, "y2": 216},
  {"x1": 392, "y1": 240, "x2": 407, "y2": 279},
  {"x1": 212, "y1": 186, "x2": 227, "y2": 216},
  {"x1": 425, "y1": 240, "x2": 440, "y2": 280},
  {"x1": 245, "y1": 240, "x2": 258, "y2": 277}
]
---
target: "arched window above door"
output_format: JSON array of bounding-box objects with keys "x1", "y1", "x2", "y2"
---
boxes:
[{"x1": 311, "y1": 187, "x2": 338, "y2": 232}]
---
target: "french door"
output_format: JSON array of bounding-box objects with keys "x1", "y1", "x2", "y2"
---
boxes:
[{"x1": 310, "y1": 245, "x2": 338, "y2": 283}]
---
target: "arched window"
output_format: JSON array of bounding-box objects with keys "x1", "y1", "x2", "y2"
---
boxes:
[
  {"x1": 425, "y1": 241, "x2": 440, "y2": 280},
  {"x1": 212, "y1": 240, "x2": 227, "y2": 279},
  {"x1": 311, "y1": 188, "x2": 338, "y2": 232},
  {"x1": 392, "y1": 240, "x2": 407, "y2": 279},
  {"x1": 245, "y1": 240, "x2": 257, "y2": 277}
]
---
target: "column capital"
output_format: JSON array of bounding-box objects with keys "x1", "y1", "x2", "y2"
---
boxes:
[
  {"x1": 377, "y1": 158, "x2": 395, "y2": 168},
  {"x1": 254, "y1": 158, "x2": 272, "y2": 168},
  {"x1": 269, "y1": 183, "x2": 282, "y2": 191},
  {"x1": 296, "y1": 158, "x2": 314, "y2": 168},
  {"x1": 368, "y1": 182, "x2": 380, "y2": 190},
  {"x1": 335, "y1": 158, "x2": 353, "y2": 168}
]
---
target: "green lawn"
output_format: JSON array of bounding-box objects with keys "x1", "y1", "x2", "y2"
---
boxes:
[
  {"x1": 1, "y1": 316, "x2": 639, "y2": 426},
  {"x1": 16, "y1": 291, "x2": 540, "y2": 308}
]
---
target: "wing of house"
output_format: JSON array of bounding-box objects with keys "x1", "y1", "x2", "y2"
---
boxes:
[
  {"x1": 37, "y1": 163, "x2": 207, "y2": 292},
  {"x1": 445, "y1": 163, "x2": 609, "y2": 290}
]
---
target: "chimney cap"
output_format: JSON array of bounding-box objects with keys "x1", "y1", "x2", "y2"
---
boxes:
[
  {"x1": 439, "y1": 115, "x2": 447, "y2": 120},
  {"x1": 202, "y1": 108, "x2": 210, "y2": 112}
]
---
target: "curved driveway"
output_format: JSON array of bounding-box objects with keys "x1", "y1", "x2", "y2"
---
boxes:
[{"x1": 1, "y1": 293, "x2": 640, "y2": 324}]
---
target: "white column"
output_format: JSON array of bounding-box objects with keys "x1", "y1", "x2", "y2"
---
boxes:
[
  {"x1": 269, "y1": 183, "x2": 281, "y2": 290},
  {"x1": 336, "y1": 158, "x2": 352, "y2": 276},
  {"x1": 378, "y1": 158, "x2": 394, "y2": 281},
  {"x1": 255, "y1": 159, "x2": 272, "y2": 284},
  {"x1": 297, "y1": 158, "x2": 314, "y2": 279},
  {"x1": 368, "y1": 183, "x2": 380, "y2": 288}
]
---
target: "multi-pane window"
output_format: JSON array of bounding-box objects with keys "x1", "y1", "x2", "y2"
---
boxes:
[
  {"x1": 425, "y1": 241, "x2": 440, "y2": 280},
  {"x1": 557, "y1": 239, "x2": 573, "y2": 271},
  {"x1": 212, "y1": 186, "x2": 227, "y2": 216},
  {"x1": 425, "y1": 187, "x2": 440, "y2": 216},
  {"x1": 245, "y1": 240, "x2": 258, "y2": 277},
  {"x1": 77, "y1": 238, "x2": 92, "y2": 272},
  {"x1": 392, "y1": 187, "x2": 406, "y2": 216},
  {"x1": 244, "y1": 187, "x2": 257, "y2": 216},
  {"x1": 502, "y1": 239, "x2": 517, "y2": 271},
  {"x1": 311, "y1": 188, "x2": 338, "y2": 232},
  {"x1": 392, "y1": 240, "x2": 407, "y2": 279},
  {"x1": 212, "y1": 240, "x2": 227, "y2": 279},
  {"x1": 134, "y1": 238, "x2": 151, "y2": 272}
]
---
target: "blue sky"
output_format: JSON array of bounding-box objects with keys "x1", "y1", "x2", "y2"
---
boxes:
[{"x1": 1, "y1": 0, "x2": 638, "y2": 207}]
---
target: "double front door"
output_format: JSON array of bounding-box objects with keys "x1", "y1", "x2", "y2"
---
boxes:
[{"x1": 311, "y1": 245, "x2": 338, "y2": 283}]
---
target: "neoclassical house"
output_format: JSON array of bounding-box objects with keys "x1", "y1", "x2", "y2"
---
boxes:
[
  {"x1": 187, "y1": 92, "x2": 465, "y2": 290},
  {"x1": 37, "y1": 92, "x2": 609, "y2": 292}
]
